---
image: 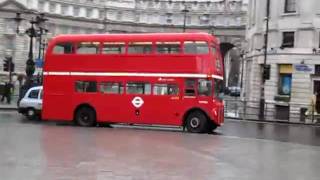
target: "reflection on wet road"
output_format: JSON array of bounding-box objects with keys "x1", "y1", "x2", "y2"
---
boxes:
[{"x1": 0, "y1": 112, "x2": 319, "y2": 180}]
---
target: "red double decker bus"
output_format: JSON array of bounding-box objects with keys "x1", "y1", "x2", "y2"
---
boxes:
[{"x1": 42, "y1": 33, "x2": 224, "y2": 133}]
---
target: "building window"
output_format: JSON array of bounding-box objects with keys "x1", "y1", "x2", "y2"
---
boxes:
[
  {"x1": 74, "y1": 7, "x2": 80, "y2": 17},
  {"x1": 281, "y1": 32, "x2": 294, "y2": 48},
  {"x1": 116, "y1": 11, "x2": 122, "y2": 20},
  {"x1": 199, "y1": 14, "x2": 209, "y2": 25},
  {"x1": 186, "y1": 16, "x2": 191, "y2": 25},
  {"x1": 62, "y1": 5, "x2": 68, "y2": 15},
  {"x1": 86, "y1": 8, "x2": 93, "y2": 18},
  {"x1": 38, "y1": 1, "x2": 44, "y2": 12},
  {"x1": 278, "y1": 64, "x2": 292, "y2": 96},
  {"x1": 319, "y1": 32, "x2": 320, "y2": 48},
  {"x1": 49, "y1": 2, "x2": 56, "y2": 13},
  {"x1": 284, "y1": 0, "x2": 296, "y2": 13},
  {"x1": 315, "y1": 65, "x2": 320, "y2": 75},
  {"x1": 166, "y1": 13, "x2": 172, "y2": 24},
  {"x1": 75, "y1": 81, "x2": 97, "y2": 93}
]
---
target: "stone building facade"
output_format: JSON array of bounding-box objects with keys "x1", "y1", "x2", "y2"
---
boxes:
[
  {"x1": 0, "y1": 0, "x2": 247, "y2": 84},
  {"x1": 244, "y1": 0, "x2": 320, "y2": 122}
]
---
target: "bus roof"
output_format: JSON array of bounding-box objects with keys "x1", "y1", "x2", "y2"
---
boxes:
[{"x1": 50, "y1": 33, "x2": 219, "y2": 44}]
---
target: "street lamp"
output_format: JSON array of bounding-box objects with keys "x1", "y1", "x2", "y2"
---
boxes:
[
  {"x1": 259, "y1": 0, "x2": 270, "y2": 120},
  {"x1": 13, "y1": 12, "x2": 48, "y2": 89},
  {"x1": 182, "y1": 5, "x2": 189, "y2": 32}
]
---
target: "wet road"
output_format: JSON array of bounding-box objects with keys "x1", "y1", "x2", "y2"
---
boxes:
[{"x1": 0, "y1": 111, "x2": 320, "y2": 180}]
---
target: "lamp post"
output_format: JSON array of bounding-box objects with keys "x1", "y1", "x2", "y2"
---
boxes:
[
  {"x1": 182, "y1": 5, "x2": 189, "y2": 32},
  {"x1": 13, "y1": 12, "x2": 48, "y2": 89},
  {"x1": 259, "y1": 0, "x2": 270, "y2": 120}
]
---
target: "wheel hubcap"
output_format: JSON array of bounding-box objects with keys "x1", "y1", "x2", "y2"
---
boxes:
[
  {"x1": 28, "y1": 110, "x2": 34, "y2": 116},
  {"x1": 190, "y1": 117, "x2": 200, "y2": 128}
]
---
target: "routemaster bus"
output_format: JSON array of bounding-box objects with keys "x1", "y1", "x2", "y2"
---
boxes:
[{"x1": 42, "y1": 33, "x2": 224, "y2": 133}]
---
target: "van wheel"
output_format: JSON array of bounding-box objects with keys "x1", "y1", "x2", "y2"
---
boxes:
[
  {"x1": 26, "y1": 108, "x2": 36, "y2": 120},
  {"x1": 75, "y1": 106, "x2": 96, "y2": 127},
  {"x1": 186, "y1": 111, "x2": 208, "y2": 133}
]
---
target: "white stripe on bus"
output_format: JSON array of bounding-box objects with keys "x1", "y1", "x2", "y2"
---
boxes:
[{"x1": 43, "y1": 71, "x2": 224, "y2": 80}]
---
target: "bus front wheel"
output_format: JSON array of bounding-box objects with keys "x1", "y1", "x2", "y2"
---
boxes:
[
  {"x1": 186, "y1": 111, "x2": 209, "y2": 133},
  {"x1": 75, "y1": 106, "x2": 96, "y2": 127}
]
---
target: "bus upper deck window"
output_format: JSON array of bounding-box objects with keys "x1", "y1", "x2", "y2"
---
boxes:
[
  {"x1": 184, "y1": 41, "x2": 209, "y2": 54},
  {"x1": 128, "y1": 42, "x2": 152, "y2": 54},
  {"x1": 76, "y1": 42, "x2": 100, "y2": 54},
  {"x1": 102, "y1": 42, "x2": 125, "y2": 54},
  {"x1": 53, "y1": 42, "x2": 74, "y2": 54},
  {"x1": 156, "y1": 42, "x2": 181, "y2": 54}
]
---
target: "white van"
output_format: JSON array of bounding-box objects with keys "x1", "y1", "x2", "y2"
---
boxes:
[{"x1": 18, "y1": 86, "x2": 43, "y2": 120}]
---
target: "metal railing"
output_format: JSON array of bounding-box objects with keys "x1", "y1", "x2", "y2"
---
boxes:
[{"x1": 224, "y1": 98, "x2": 318, "y2": 124}]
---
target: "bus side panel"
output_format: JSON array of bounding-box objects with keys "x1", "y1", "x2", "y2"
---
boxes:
[{"x1": 42, "y1": 76, "x2": 73, "y2": 121}]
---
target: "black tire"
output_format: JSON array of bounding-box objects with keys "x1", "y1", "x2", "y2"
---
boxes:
[
  {"x1": 186, "y1": 111, "x2": 209, "y2": 133},
  {"x1": 75, "y1": 106, "x2": 96, "y2": 127},
  {"x1": 208, "y1": 123, "x2": 218, "y2": 133},
  {"x1": 26, "y1": 108, "x2": 36, "y2": 120}
]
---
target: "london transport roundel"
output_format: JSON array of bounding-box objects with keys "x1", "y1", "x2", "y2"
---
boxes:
[{"x1": 131, "y1": 97, "x2": 144, "y2": 108}]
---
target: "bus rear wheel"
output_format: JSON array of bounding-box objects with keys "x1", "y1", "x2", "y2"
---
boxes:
[
  {"x1": 186, "y1": 111, "x2": 209, "y2": 133},
  {"x1": 75, "y1": 106, "x2": 96, "y2": 127}
]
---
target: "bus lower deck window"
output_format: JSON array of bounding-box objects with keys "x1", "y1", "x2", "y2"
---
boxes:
[
  {"x1": 153, "y1": 84, "x2": 179, "y2": 95},
  {"x1": 75, "y1": 81, "x2": 97, "y2": 93},
  {"x1": 184, "y1": 79, "x2": 196, "y2": 96},
  {"x1": 198, "y1": 79, "x2": 212, "y2": 96},
  {"x1": 126, "y1": 82, "x2": 151, "y2": 95},
  {"x1": 100, "y1": 82, "x2": 124, "y2": 94}
]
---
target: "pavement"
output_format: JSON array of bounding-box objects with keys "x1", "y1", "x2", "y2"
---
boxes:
[
  {"x1": 0, "y1": 95, "x2": 18, "y2": 110},
  {"x1": 0, "y1": 111, "x2": 319, "y2": 180}
]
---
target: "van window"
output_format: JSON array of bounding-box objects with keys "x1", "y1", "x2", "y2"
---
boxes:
[
  {"x1": 28, "y1": 89, "x2": 40, "y2": 99},
  {"x1": 53, "y1": 42, "x2": 73, "y2": 54},
  {"x1": 76, "y1": 42, "x2": 100, "y2": 54},
  {"x1": 128, "y1": 42, "x2": 152, "y2": 54},
  {"x1": 126, "y1": 82, "x2": 151, "y2": 95},
  {"x1": 156, "y1": 42, "x2": 181, "y2": 54},
  {"x1": 102, "y1": 42, "x2": 125, "y2": 54},
  {"x1": 184, "y1": 41, "x2": 209, "y2": 54}
]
